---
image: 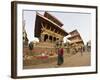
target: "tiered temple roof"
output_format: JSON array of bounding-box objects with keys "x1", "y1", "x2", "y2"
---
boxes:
[
  {"x1": 68, "y1": 29, "x2": 84, "y2": 45},
  {"x1": 44, "y1": 12, "x2": 63, "y2": 27},
  {"x1": 35, "y1": 12, "x2": 68, "y2": 38}
]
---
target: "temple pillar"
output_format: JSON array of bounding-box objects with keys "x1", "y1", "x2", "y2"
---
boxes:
[{"x1": 40, "y1": 34, "x2": 44, "y2": 42}]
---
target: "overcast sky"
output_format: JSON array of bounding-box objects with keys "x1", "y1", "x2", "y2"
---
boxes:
[{"x1": 23, "y1": 10, "x2": 91, "y2": 45}]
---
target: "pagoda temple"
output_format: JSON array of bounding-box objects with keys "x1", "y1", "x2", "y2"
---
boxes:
[
  {"x1": 67, "y1": 29, "x2": 84, "y2": 52},
  {"x1": 35, "y1": 12, "x2": 68, "y2": 47}
]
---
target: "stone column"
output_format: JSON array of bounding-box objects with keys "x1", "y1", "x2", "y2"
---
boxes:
[
  {"x1": 52, "y1": 36, "x2": 54, "y2": 43},
  {"x1": 40, "y1": 34, "x2": 44, "y2": 42},
  {"x1": 46, "y1": 35, "x2": 50, "y2": 42}
]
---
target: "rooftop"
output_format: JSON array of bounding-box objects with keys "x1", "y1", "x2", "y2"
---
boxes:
[
  {"x1": 44, "y1": 12, "x2": 63, "y2": 27},
  {"x1": 35, "y1": 12, "x2": 68, "y2": 37}
]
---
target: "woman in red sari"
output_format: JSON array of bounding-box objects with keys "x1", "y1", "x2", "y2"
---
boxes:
[{"x1": 57, "y1": 43, "x2": 64, "y2": 65}]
